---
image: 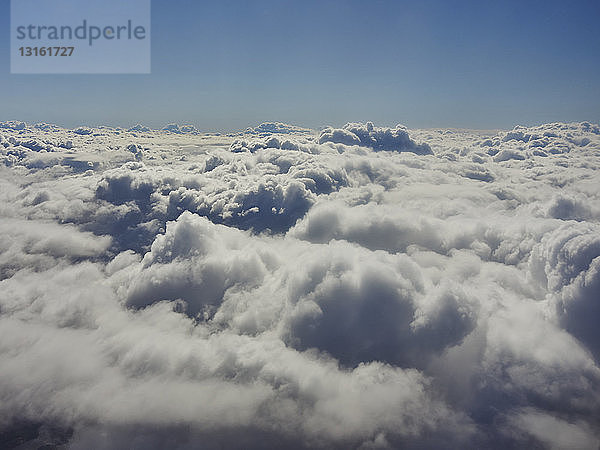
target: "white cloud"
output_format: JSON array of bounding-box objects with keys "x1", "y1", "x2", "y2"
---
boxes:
[
  {"x1": 0, "y1": 120, "x2": 599, "y2": 448},
  {"x1": 318, "y1": 122, "x2": 432, "y2": 154},
  {"x1": 507, "y1": 408, "x2": 600, "y2": 450}
]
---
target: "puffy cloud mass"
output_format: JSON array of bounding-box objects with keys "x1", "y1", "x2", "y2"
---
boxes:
[
  {"x1": 1, "y1": 120, "x2": 600, "y2": 449},
  {"x1": 318, "y1": 122, "x2": 432, "y2": 154}
]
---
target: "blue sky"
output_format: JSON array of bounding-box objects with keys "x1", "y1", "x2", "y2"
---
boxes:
[{"x1": 1, "y1": 0, "x2": 599, "y2": 131}]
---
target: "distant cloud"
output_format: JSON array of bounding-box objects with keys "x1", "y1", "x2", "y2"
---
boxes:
[
  {"x1": 162, "y1": 123, "x2": 199, "y2": 134},
  {"x1": 245, "y1": 122, "x2": 313, "y2": 135},
  {"x1": 319, "y1": 122, "x2": 432, "y2": 154}
]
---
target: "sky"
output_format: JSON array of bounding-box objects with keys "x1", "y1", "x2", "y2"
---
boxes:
[{"x1": 1, "y1": 0, "x2": 600, "y2": 131}]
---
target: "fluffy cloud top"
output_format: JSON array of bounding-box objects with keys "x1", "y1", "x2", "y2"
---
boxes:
[
  {"x1": 1, "y1": 120, "x2": 599, "y2": 449},
  {"x1": 245, "y1": 122, "x2": 313, "y2": 136},
  {"x1": 319, "y1": 122, "x2": 432, "y2": 154},
  {"x1": 162, "y1": 124, "x2": 199, "y2": 134}
]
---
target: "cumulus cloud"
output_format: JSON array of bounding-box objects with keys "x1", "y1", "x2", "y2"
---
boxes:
[
  {"x1": 162, "y1": 123, "x2": 199, "y2": 134},
  {"x1": 1, "y1": 120, "x2": 599, "y2": 448},
  {"x1": 245, "y1": 122, "x2": 313, "y2": 136},
  {"x1": 318, "y1": 122, "x2": 432, "y2": 154}
]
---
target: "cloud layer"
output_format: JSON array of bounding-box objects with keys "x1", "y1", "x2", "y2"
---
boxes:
[{"x1": 1, "y1": 121, "x2": 599, "y2": 449}]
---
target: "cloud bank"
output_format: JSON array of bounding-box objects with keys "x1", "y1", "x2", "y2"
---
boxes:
[{"x1": 1, "y1": 121, "x2": 599, "y2": 449}]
